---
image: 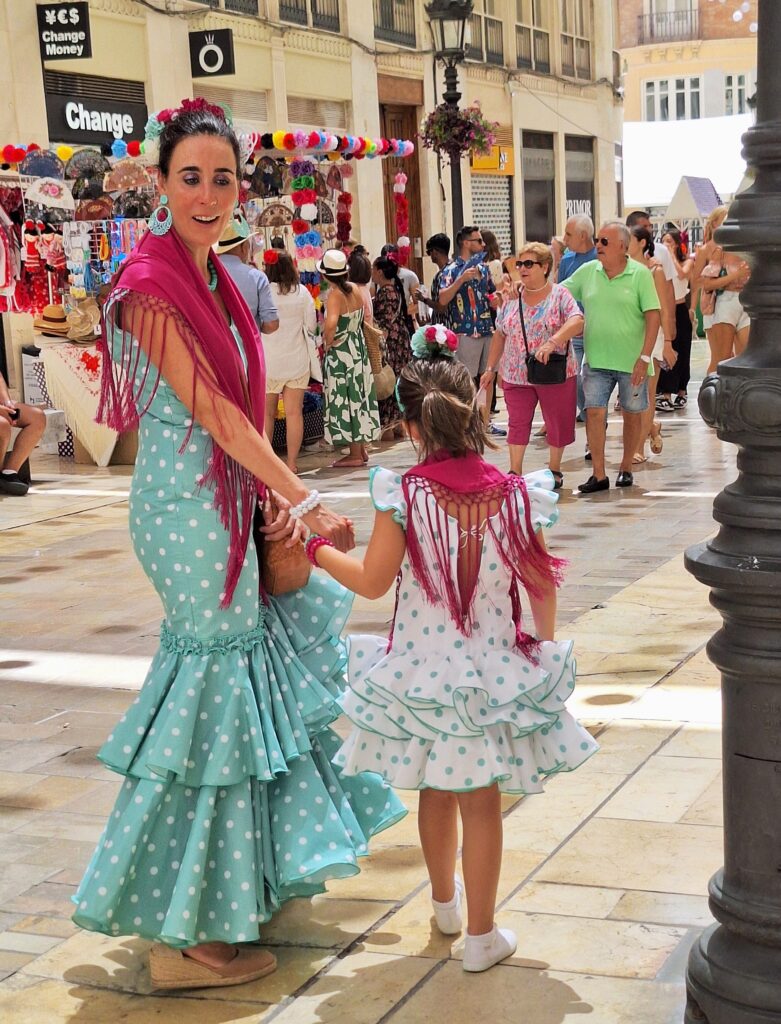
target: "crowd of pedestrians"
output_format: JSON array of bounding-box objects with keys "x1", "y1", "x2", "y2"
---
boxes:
[{"x1": 209, "y1": 200, "x2": 736, "y2": 496}]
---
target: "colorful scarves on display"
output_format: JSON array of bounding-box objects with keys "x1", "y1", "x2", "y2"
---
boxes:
[
  {"x1": 97, "y1": 227, "x2": 266, "y2": 609},
  {"x1": 401, "y1": 451, "x2": 566, "y2": 657}
]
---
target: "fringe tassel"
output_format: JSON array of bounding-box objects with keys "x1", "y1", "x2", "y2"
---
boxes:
[{"x1": 97, "y1": 289, "x2": 257, "y2": 610}]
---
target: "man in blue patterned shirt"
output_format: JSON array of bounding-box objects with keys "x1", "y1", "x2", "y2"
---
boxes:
[{"x1": 436, "y1": 226, "x2": 497, "y2": 381}]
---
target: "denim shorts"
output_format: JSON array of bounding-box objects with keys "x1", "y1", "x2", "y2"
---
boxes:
[{"x1": 582, "y1": 363, "x2": 649, "y2": 413}]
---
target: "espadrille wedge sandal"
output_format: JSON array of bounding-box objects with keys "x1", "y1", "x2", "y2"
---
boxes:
[{"x1": 149, "y1": 943, "x2": 277, "y2": 990}]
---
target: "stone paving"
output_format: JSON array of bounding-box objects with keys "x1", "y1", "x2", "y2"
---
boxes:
[{"x1": 0, "y1": 340, "x2": 734, "y2": 1022}]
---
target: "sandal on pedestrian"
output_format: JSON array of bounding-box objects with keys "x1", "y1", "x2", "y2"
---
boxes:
[
  {"x1": 632, "y1": 452, "x2": 647, "y2": 465},
  {"x1": 656, "y1": 397, "x2": 675, "y2": 413},
  {"x1": 149, "y1": 943, "x2": 277, "y2": 991},
  {"x1": 674, "y1": 395, "x2": 688, "y2": 408},
  {"x1": 550, "y1": 470, "x2": 564, "y2": 489},
  {"x1": 650, "y1": 423, "x2": 663, "y2": 455}
]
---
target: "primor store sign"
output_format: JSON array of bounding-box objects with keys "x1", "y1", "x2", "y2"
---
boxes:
[{"x1": 37, "y1": 2, "x2": 92, "y2": 61}]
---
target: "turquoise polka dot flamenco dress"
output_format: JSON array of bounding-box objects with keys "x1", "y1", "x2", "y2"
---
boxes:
[{"x1": 72, "y1": 317, "x2": 405, "y2": 948}]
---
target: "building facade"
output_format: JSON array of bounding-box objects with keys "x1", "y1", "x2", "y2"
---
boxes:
[
  {"x1": 0, "y1": 0, "x2": 622, "y2": 280},
  {"x1": 618, "y1": 0, "x2": 757, "y2": 211}
]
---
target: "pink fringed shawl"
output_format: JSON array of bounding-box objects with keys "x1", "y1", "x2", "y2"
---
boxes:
[
  {"x1": 401, "y1": 452, "x2": 565, "y2": 657},
  {"x1": 97, "y1": 227, "x2": 266, "y2": 609}
]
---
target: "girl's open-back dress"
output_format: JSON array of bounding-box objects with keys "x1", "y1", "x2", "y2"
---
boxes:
[
  {"x1": 72, "y1": 309, "x2": 405, "y2": 948},
  {"x1": 334, "y1": 466, "x2": 598, "y2": 793}
]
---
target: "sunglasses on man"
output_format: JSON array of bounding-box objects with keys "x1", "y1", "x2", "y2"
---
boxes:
[
  {"x1": 467, "y1": 236, "x2": 484, "y2": 244},
  {"x1": 593, "y1": 236, "x2": 610, "y2": 246},
  {"x1": 515, "y1": 259, "x2": 541, "y2": 268}
]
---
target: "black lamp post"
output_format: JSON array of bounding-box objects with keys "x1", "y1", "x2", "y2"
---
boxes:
[
  {"x1": 684, "y1": 1, "x2": 781, "y2": 1021},
  {"x1": 426, "y1": 0, "x2": 474, "y2": 236}
]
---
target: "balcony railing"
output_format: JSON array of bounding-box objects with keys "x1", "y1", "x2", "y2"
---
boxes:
[
  {"x1": 279, "y1": 0, "x2": 306, "y2": 24},
  {"x1": 516, "y1": 24, "x2": 550, "y2": 74},
  {"x1": 279, "y1": 0, "x2": 339, "y2": 31},
  {"x1": 312, "y1": 0, "x2": 339, "y2": 32},
  {"x1": 467, "y1": 14, "x2": 504, "y2": 66},
  {"x1": 637, "y1": 8, "x2": 699, "y2": 45},
  {"x1": 561, "y1": 33, "x2": 591, "y2": 80},
  {"x1": 374, "y1": 0, "x2": 416, "y2": 47},
  {"x1": 225, "y1": 0, "x2": 259, "y2": 12}
]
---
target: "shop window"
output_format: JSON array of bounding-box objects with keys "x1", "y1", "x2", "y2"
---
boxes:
[
  {"x1": 199, "y1": 84, "x2": 269, "y2": 131},
  {"x1": 725, "y1": 73, "x2": 749, "y2": 116},
  {"x1": 279, "y1": 0, "x2": 340, "y2": 33},
  {"x1": 561, "y1": 0, "x2": 592, "y2": 80},
  {"x1": 565, "y1": 135, "x2": 595, "y2": 224},
  {"x1": 521, "y1": 131, "x2": 555, "y2": 244},
  {"x1": 374, "y1": 0, "x2": 416, "y2": 47},
  {"x1": 467, "y1": 1, "x2": 504, "y2": 67},
  {"x1": 515, "y1": 0, "x2": 550, "y2": 73},
  {"x1": 645, "y1": 76, "x2": 700, "y2": 121},
  {"x1": 288, "y1": 96, "x2": 348, "y2": 132}
]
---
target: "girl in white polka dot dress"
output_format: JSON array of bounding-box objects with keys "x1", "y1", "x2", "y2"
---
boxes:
[
  {"x1": 308, "y1": 332, "x2": 598, "y2": 973},
  {"x1": 72, "y1": 104, "x2": 405, "y2": 992}
]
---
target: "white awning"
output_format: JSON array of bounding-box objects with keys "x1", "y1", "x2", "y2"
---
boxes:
[{"x1": 623, "y1": 115, "x2": 753, "y2": 208}]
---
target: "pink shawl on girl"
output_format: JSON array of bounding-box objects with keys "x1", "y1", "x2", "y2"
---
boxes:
[
  {"x1": 97, "y1": 227, "x2": 266, "y2": 609},
  {"x1": 400, "y1": 451, "x2": 565, "y2": 657}
]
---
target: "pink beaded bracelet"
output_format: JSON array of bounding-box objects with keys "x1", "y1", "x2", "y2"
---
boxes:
[{"x1": 305, "y1": 534, "x2": 334, "y2": 566}]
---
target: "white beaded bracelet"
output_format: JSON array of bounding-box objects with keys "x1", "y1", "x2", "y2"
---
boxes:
[{"x1": 289, "y1": 490, "x2": 321, "y2": 520}]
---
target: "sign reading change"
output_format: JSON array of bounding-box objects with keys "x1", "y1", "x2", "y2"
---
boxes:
[{"x1": 37, "y1": 3, "x2": 92, "y2": 61}]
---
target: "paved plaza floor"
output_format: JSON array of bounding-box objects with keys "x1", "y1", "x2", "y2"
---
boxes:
[{"x1": 0, "y1": 340, "x2": 732, "y2": 1023}]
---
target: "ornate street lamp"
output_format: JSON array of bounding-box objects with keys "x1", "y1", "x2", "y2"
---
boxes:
[
  {"x1": 426, "y1": 0, "x2": 474, "y2": 234},
  {"x1": 685, "y1": 2, "x2": 781, "y2": 1021}
]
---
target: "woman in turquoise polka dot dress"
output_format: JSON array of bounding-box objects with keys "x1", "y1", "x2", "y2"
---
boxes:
[
  {"x1": 71, "y1": 103, "x2": 404, "y2": 992},
  {"x1": 308, "y1": 334, "x2": 598, "y2": 974}
]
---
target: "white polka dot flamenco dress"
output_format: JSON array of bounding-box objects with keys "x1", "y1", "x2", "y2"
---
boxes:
[
  {"x1": 334, "y1": 468, "x2": 599, "y2": 794},
  {"x1": 72, "y1": 325, "x2": 405, "y2": 948}
]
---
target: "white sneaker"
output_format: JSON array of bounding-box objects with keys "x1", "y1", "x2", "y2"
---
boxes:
[
  {"x1": 431, "y1": 876, "x2": 463, "y2": 935},
  {"x1": 462, "y1": 926, "x2": 517, "y2": 973}
]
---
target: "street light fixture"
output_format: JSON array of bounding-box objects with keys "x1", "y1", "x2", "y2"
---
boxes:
[
  {"x1": 426, "y1": 0, "x2": 474, "y2": 235},
  {"x1": 684, "y1": 1, "x2": 781, "y2": 1021}
]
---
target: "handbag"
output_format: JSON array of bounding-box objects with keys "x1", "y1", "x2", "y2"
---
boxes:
[
  {"x1": 362, "y1": 318, "x2": 396, "y2": 399},
  {"x1": 253, "y1": 493, "x2": 311, "y2": 596},
  {"x1": 362, "y1": 319, "x2": 385, "y2": 374},
  {"x1": 518, "y1": 295, "x2": 568, "y2": 386},
  {"x1": 304, "y1": 327, "x2": 323, "y2": 383}
]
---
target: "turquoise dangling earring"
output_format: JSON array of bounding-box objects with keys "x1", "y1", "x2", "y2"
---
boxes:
[{"x1": 149, "y1": 194, "x2": 172, "y2": 236}]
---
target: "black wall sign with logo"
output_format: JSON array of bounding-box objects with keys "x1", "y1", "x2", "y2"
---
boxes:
[
  {"x1": 46, "y1": 94, "x2": 148, "y2": 145},
  {"x1": 189, "y1": 29, "x2": 235, "y2": 78},
  {"x1": 37, "y1": 2, "x2": 92, "y2": 61}
]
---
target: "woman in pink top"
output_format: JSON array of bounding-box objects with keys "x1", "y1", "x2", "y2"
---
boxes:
[{"x1": 481, "y1": 242, "x2": 583, "y2": 487}]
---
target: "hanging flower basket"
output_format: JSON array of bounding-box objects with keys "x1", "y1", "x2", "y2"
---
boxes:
[{"x1": 419, "y1": 103, "x2": 498, "y2": 164}]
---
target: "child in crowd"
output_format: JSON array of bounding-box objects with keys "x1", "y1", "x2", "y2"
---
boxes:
[{"x1": 306, "y1": 325, "x2": 598, "y2": 972}]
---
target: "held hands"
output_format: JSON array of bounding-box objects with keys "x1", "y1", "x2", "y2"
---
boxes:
[
  {"x1": 302, "y1": 505, "x2": 355, "y2": 552},
  {"x1": 260, "y1": 492, "x2": 355, "y2": 552},
  {"x1": 662, "y1": 342, "x2": 678, "y2": 369}
]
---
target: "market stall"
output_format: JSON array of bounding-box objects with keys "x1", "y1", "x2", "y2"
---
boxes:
[{"x1": 0, "y1": 119, "x2": 415, "y2": 463}]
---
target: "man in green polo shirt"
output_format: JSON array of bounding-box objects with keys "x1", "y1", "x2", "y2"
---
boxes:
[{"x1": 563, "y1": 221, "x2": 661, "y2": 493}]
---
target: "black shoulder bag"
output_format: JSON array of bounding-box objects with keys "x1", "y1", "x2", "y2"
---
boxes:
[{"x1": 519, "y1": 293, "x2": 569, "y2": 386}]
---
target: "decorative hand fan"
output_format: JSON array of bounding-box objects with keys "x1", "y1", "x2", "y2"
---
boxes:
[{"x1": 257, "y1": 202, "x2": 293, "y2": 227}]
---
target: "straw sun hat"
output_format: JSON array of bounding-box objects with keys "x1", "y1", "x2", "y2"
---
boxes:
[{"x1": 33, "y1": 304, "x2": 70, "y2": 337}]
